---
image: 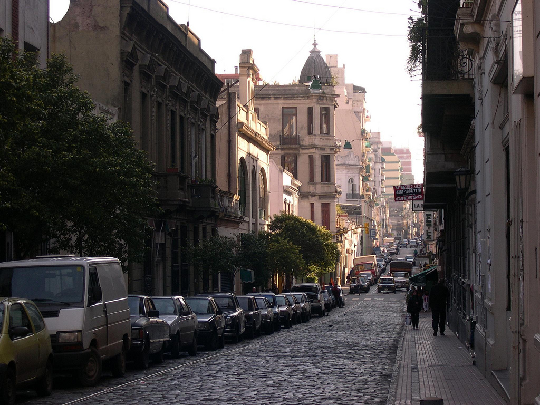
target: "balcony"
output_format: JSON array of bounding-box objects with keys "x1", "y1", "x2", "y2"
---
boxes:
[
  {"x1": 279, "y1": 134, "x2": 300, "y2": 146},
  {"x1": 154, "y1": 171, "x2": 190, "y2": 206},
  {"x1": 218, "y1": 191, "x2": 243, "y2": 221},
  {"x1": 189, "y1": 183, "x2": 219, "y2": 219},
  {"x1": 346, "y1": 193, "x2": 362, "y2": 200}
]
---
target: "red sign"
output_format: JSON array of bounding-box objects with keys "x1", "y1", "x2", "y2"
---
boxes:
[{"x1": 393, "y1": 184, "x2": 424, "y2": 201}]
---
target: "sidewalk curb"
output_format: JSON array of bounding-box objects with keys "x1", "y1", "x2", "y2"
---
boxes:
[{"x1": 387, "y1": 303, "x2": 406, "y2": 405}]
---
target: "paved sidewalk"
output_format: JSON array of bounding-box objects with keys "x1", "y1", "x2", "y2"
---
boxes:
[{"x1": 389, "y1": 311, "x2": 507, "y2": 404}]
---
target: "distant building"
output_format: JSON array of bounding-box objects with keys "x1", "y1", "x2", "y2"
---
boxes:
[{"x1": 0, "y1": 0, "x2": 49, "y2": 67}]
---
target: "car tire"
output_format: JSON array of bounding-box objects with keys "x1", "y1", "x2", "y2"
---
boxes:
[
  {"x1": 170, "y1": 333, "x2": 181, "y2": 358},
  {"x1": 2, "y1": 367, "x2": 16, "y2": 405},
  {"x1": 110, "y1": 346, "x2": 127, "y2": 378},
  {"x1": 136, "y1": 337, "x2": 151, "y2": 369},
  {"x1": 78, "y1": 347, "x2": 102, "y2": 387},
  {"x1": 207, "y1": 330, "x2": 218, "y2": 351},
  {"x1": 36, "y1": 358, "x2": 53, "y2": 396},
  {"x1": 151, "y1": 344, "x2": 164, "y2": 364},
  {"x1": 187, "y1": 335, "x2": 198, "y2": 356}
]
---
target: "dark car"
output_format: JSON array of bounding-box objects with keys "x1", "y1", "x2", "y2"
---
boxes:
[
  {"x1": 275, "y1": 294, "x2": 294, "y2": 328},
  {"x1": 324, "y1": 286, "x2": 337, "y2": 308},
  {"x1": 237, "y1": 296, "x2": 262, "y2": 338},
  {"x1": 248, "y1": 293, "x2": 281, "y2": 331},
  {"x1": 185, "y1": 296, "x2": 225, "y2": 351},
  {"x1": 356, "y1": 275, "x2": 371, "y2": 293},
  {"x1": 207, "y1": 293, "x2": 245, "y2": 343},
  {"x1": 291, "y1": 283, "x2": 325, "y2": 317},
  {"x1": 151, "y1": 296, "x2": 198, "y2": 358},
  {"x1": 253, "y1": 296, "x2": 275, "y2": 334},
  {"x1": 322, "y1": 290, "x2": 333, "y2": 313},
  {"x1": 378, "y1": 276, "x2": 397, "y2": 293},
  {"x1": 292, "y1": 292, "x2": 311, "y2": 322},
  {"x1": 127, "y1": 295, "x2": 170, "y2": 369},
  {"x1": 283, "y1": 293, "x2": 302, "y2": 324}
]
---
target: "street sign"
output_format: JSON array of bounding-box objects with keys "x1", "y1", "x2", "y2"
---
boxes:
[
  {"x1": 363, "y1": 222, "x2": 369, "y2": 234},
  {"x1": 393, "y1": 184, "x2": 424, "y2": 201},
  {"x1": 370, "y1": 229, "x2": 377, "y2": 238},
  {"x1": 412, "y1": 200, "x2": 424, "y2": 211}
]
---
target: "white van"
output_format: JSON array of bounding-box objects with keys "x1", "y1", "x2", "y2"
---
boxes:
[{"x1": 0, "y1": 256, "x2": 131, "y2": 386}]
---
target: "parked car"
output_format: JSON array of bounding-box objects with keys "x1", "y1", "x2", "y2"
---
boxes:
[
  {"x1": 185, "y1": 296, "x2": 225, "y2": 351},
  {"x1": 324, "y1": 286, "x2": 337, "y2": 308},
  {"x1": 127, "y1": 295, "x2": 170, "y2": 369},
  {"x1": 292, "y1": 292, "x2": 312, "y2": 322},
  {"x1": 207, "y1": 293, "x2": 245, "y2": 343},
  {"x1": 377, "y1": 276, "x2": 397, "y2": 293},
  {"x1": 275, "y1": 295, "x2": 294, "y2": 328},
  {"x1": 151, "y1": 296, "x2": 198, "y2": 358},
  {"x1": 291, "y1": 283, "x2": 325, "y2": 317},
  {"x1": 392, "y1": 271, "x2": 410, "y2": 291},
  {"x1": 248, "y1": 293, "x2": 281, "y2": 331},
  {"x1": 0, "y1": 256, "x2": 131, "y2": 386},
  {"x1": 357, "y1": 275, "x2": 371, "y2": 293},
  {"x1": 283, "y1": 293, "x2": 302, "y2": 324},
  {"x1": 360, "y1": 271, "x2": 374, "y2": 285},
  {"x1": 237, "y1": 296, "x2": 262, "y2": 338},
  {"x1": 322, "y1": 290, "x2": 333, "y2": 313},
  {"x1": 0, "y1": 298, "x2": 53, "y2": 404},
  {"x1": 253, "y1": 296, "x2": 275, "y2": 334}
]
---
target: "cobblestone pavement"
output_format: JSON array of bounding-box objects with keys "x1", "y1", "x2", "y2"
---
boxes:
[{"x1": 19, "y1": 289, "x2": 406, "y2": 405}]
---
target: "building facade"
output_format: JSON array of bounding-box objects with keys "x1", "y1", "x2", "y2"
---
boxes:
[{"x1": 50, "y1": 0, "x2": 223, "y2": 296}]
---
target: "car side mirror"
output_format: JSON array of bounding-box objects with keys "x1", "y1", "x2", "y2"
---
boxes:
[
  {"x1": 216, "y1": 308, "x2": 223, "y2": 315},
  {"x1": 9, "y1": 326, "x2": 30, "y2": 339},
  {"x1": 148, "y1": 309, "x2": 159, "y2": 318}
]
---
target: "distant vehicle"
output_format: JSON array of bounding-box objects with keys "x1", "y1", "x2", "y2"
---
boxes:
[
  {"x1": 275, "y1": 295, "x2": 294, "y2": 328},
  {"x1": 128, "y1": 295, "x2": 171, "y2": 369},
  {"x1": 292, "y1": 293, "x2": 312, "y2": 322},
  {"x1": 185, "y1": 296, "x2": 225, "y2": 351},
  {"x1": 253, "y1": 296, "x2": 276, "y2": 334},
  {"x1": 151, "y1": 296, "x2": 198, "y2": 358},
  {"x1": 392, "y1": 271, "x2": 410, "y2": 291},
  {"x1": 283, "y1": 293, "x2": 302, "y2": 324},
  {"x1": 0, "y1": 298, "x2": 53, "y2": 404},
  {"x1": 378, "y1": 276, "x2": 397, "y2": 293},
  {"x1": 389, "y1": 260, "x2": 413, "y2": 277},
  {"x1": 248, "y1": 293, "x2": 281, "y2": 331},
  {"x1": 237, "y1": 295, "x2": 262, "y2": 338},
  {"x1": 207, "y1": 293, "x2": 245, "y2": 343},
  {"x1": 291, "y1": 283, "x2": 325, "y2": 317}
]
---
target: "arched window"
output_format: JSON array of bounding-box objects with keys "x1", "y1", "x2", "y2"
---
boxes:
[
  {"x1": 259, "y1": 169, "x2": 267, "y2": 220},
  {"x1": 238, "y1": 159, "x2": 247, "y2": 215}
]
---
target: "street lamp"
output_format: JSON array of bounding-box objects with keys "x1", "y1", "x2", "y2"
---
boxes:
[{"x1": 454, "y1": 168, "x2": 471, "y2": 193}]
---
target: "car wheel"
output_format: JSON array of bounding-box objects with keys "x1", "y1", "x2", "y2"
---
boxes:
[
  {"x1": 110, "y1": 346, "x2": 127, "y2": 378},
  {"x1": 2, "y1": 367, "x2": 16, "y2": 405},
  {"x1": 207, "y1": 330, "x2": 219, "y2": 351},
  {"x1": 36, "y1": 358, "x2": 53, "y2": 396},
  {"x1": 78, "y1": 347, "x2": 102, "y2": 387},
  {"x1": 170, "y1": 333, "x2": 181, "y2": 359},
  {"x1": 187, "y1": 335, "x2": 198, "y2": 356},
  {"x1": 136, "y1": 338, "x2": 151, "y2": 369},
  {"x1": 151, "y1": 343, "x2": 165, "y2": 364}
]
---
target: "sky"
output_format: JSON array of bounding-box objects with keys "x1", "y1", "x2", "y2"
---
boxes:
[{"x1": 50, "y1": 0, "x2": 424, "y2": 182}]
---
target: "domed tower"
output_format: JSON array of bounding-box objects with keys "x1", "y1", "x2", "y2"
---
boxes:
[{"x1": 299, "y1": 39, "x2": 333, "y2": 85}]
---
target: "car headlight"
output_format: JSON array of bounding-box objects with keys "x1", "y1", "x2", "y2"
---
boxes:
[
  {"x1": 57, "y1": 331, "x2": 82, "y2": 343},
  {"x1": 131, "y1": 328, "x2": 143, "y2": 340}
]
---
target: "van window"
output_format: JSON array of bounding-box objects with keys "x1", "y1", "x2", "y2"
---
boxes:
[
  {"x1": 87, "y1": 267, "x2": 102, "y2": 307},
  {"x1": 0, "y1": 265, "x2": 85, "y2": 307}
]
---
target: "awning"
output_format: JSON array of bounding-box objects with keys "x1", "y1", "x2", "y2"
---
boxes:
[{"x1": 409, "y1": 266, "x2": 438, "y2": 286}]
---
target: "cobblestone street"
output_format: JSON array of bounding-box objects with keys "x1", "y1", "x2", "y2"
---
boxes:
[{"x1": 21, "y1": 291, "x2": 406, "y2": 405}]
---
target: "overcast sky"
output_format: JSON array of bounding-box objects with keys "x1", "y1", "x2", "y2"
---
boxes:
[{"x1": 50, "y1": 0, "x2": 424, "y2": 182}]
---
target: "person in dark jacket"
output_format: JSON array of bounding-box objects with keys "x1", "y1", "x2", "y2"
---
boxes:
[
  {"x1": 407, "y1": 287, "x2": 422, "y2": 329},
  {"x1": 429, "y1": 278, "x2": 450, "y2": 336}
]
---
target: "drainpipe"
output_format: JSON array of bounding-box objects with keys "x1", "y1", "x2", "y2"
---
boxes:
[{"x1": 227, "y1": 82, "x2": 231, "y2": 191}]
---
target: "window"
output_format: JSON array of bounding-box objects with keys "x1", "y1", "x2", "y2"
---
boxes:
[
  {"x1": 281, "y1": 154, "x2": 297, "y2": 178},
  {"x1": 309, "y1": 155, "x2": 314, "y2": 182},
  {"x1": 321, "y1": 155, "x2": 331, "y2": 182},
  {"x1": 9, "y1": 304, "x2": 32, "y2": 337},
  {"x1": 282, "y1": 108, "x2": 297, "y2": 137},
  {"x1": 310, "y1": 203, "x2": 315, "y2": 222},
  {"x1": 179, "y1": 116, "x2": 186, "y2": 173},
  {"x1": 307, "y1": 107, "x2": 313, "y2": 135},
  {"x1": 252, "y1": 168, "x2": 257, "y2": 218},
  {"x1": 321, "y1": 203, "x2": 330, "y2": 229},
  {"x1": 25, "y1": 302, "x2": 45, "y2": 332},
  {"x1": 259, "y1": 169, "x2": 267, "y2": 220},
  {"x1": 348, "y1": 178, "x2": 356, "y2": 194},
  {"x1": 238, "y1": 160, "x2": 247, "y2": 215},
  {"x1": 170, "y1": 111, "x2": 177, "y2": 167},
  {"x1": 320, "y1": 107, "x2": 330, "y2": 134},
  {"x1": 123, "y1": 81, "x2": 132, "y2": 123},
  {"x1": 141, "y1": 92, "x2": 150, "y2": 152}
]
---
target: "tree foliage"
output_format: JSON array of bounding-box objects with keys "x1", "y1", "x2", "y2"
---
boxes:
[
  {"x1": 190, "y1": 235, "x2": 238, "y2": 276},
  {"x1": 0, "y1": 38, "x2": 158, "y2": 264},
  {"x1": 237, "y1": 232, "x2": 271, "y2": 287},
  {"x1": 407, "y1": 0, "x2": 427, "y2": 77}
]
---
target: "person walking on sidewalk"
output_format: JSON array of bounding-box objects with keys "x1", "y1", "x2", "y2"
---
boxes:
[
  {"x1": 429, "y1": 278, "x2": 449, "y2": 336},
  {"x1": 407, "y1": 287, "x2": 422, "y2": 329}
]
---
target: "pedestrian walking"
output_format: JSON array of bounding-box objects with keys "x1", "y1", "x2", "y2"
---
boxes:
[
  {"x1": 429, "y1": 278, "x2": 449, "y2": 336},
  {"x1": 422, "y1": 289, "x2": 429, "y2": 312},
  {"x1": 407, "y1": 287, "x2": 422, "y2": 329}
]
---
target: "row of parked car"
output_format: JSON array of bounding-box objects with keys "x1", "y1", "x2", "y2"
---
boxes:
[{"x1": 0, "y1": 255, "x2": 342, "y2": 405}]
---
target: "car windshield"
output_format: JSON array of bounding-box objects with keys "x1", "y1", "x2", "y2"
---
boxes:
[
  {"x1": 237, "y1": 297, "x2": 253, "y2": 311},
  {"x1": 380, "y1": 278, "x2": 394, "y2": 284},
  {"x1": 185, "y1": 298, "x2": 213, "y2": 315},
  {"x1": 293, "y1": 294, "x2": 303, "y2": 302},
  {"x1": 276, "y1": 296, "x2": 286, "y2": 305},
  {"x1": 152, "y1": 298, "x2": 177, "y2": 315},
  {"x1": 213, "y1": 297, "x2": 236, "y2": 310},
  {"x1": 393, "y1": 272, "x2": 408, "y2": 278},
  {"x1": 291, "y1": 285, "x2": 318, "y2": 294},
  {"x1": 0, "y1": 265, "x2": 85, "y2": 307},
  {"x1": 128, "y1": 296, "x2": 141, "y2": 315},
  {"x1": 255, "y1": 297, "x2": 267, "y2": 308}
]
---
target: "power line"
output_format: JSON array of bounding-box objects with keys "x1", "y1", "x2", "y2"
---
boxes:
[{"x1": 290, "y1": 0, "x2": 422, "y2": 17}]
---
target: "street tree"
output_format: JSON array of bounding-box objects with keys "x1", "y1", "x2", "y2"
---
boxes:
[
  {"x1": 237, "y1": 232, "x2": 271, "y2": 288},
  {"x1": 0, "y1": 38, "x2": 158, "y2": 264},
  {"x1": 190, "y1": 235, "x2": 238, "y2": 277}
]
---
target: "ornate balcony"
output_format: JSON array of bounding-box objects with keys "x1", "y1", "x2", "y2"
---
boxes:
[
  {"x1": 154, "y1": 171, "x2": 190, "y2": 206},
  {"x1": 189, "y1": 182, "x2": 219, "y2": 219}
]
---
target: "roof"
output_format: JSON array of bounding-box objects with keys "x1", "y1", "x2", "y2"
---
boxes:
[{"x1": 299, "y1": 40, "x2": 333, "y2": 85}]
